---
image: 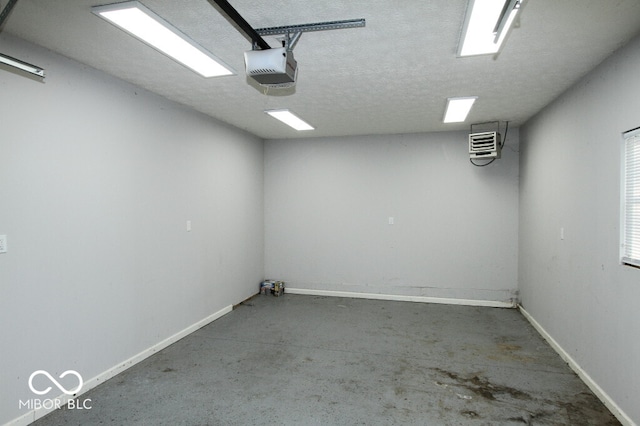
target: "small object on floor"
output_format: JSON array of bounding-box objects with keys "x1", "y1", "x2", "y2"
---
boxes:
[
  {"x1": 272, "y1": 281, "x2": 284, "y2": 297},
  {"x1": 259, "y1": 280, "x2": 285, "y2": 296}
]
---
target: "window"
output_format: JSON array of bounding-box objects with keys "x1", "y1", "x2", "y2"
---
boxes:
[{"x1": 622, "y1": 127, "x2": 640, "y2": 267}]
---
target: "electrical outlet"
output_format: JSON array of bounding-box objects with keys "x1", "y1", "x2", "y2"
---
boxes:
[{"x1": 0, "y1": 235, "x2": 7, "y2": 253}]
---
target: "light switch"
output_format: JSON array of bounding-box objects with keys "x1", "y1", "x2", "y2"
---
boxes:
[
  {"x1": 0, "y1": 235, "x2": 7, "y2": 253},
  {"x1": 388, "y1": 217, "x2": 394, "y2": 225},
  {"x1": 186, "y1": 221, "x2": 192, "y2": 232}
]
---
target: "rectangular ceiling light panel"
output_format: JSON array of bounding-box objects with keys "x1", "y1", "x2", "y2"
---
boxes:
[
  {"x1": 443, "y1": 97, "x2": 477, "y2": 123},
  {"x1": 265, "y1": 109, "x2": 314, "y2": 131},
  {"x1": 458, "y1": 0, "x2": 523, "y2": 57},
  {"x1": 93, "y1": 1, "x2": 233, "y2": 77}
]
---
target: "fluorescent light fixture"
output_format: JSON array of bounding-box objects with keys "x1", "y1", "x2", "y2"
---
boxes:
[
  {"x1": 92, "y1": 1, "x2": 233, "y2": 77},
  {"x1": 443, "y1": 97, "x2": 477, "y2": 123},
  {"x1": 265, "y1": 109, "x2": 314, "y2": 131},
  {"x1": 0, "y1": 52, "x2": 45, "y2": 77},
  {"x1": 458, "y1": 0, "x2": 524, "y2": 57},
  {"x1": 493, "y1": 0, "x2": 523, "y2": 43}
]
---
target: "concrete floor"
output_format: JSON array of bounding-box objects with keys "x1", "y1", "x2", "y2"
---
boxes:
[{"x1": 34, "y1": 294, "x2": 619, "y2": 425}]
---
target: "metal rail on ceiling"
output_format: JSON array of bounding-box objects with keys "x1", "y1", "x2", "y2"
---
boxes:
[
  {"x1": 255, "y1": 18, "x2": 366, "y2": 36},
  {"x1": 209, "y1": 0, "x2": 365, "y2": 51},
  {"x1": 208, "y1": 0, "x2": 271, "y2": 50},
  {"x1": 0, "y1": 0, "x2": 19, "y2": 28}
]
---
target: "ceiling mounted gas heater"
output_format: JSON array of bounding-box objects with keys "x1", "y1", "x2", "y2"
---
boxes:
[
  {"x1": 209, "y1": 0, "x2": 365, "y2": 92},
  {"x1": 469, "y1": 121, "x2": 508, "y2": 167}
]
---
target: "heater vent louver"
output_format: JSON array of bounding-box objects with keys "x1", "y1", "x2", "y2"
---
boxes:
[{"x1": 469, "y1": 131, "x2": 501, "y2": 159}]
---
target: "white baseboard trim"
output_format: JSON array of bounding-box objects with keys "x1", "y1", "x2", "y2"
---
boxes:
[
  {"x1": 518, "y1": 306, "x2": 634, "y2": 426},
  {"x1": 286, "y1": 287, "x2": 515, "y2": 308},
  {"x1": 5, "y1": 304, "x2": 233, "y2": 426}
]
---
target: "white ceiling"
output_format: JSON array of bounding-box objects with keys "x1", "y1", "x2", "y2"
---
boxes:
[{"x1": 3, "y1": 0, "x2": 640, "y2": 139}]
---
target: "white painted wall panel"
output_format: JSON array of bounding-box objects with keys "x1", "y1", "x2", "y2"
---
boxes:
[
  {"x1": 519, "y1": 34, "x2": 640, "y2": 424},
  {"x1": 0, "y1": 35, "x2": 263, "y2": 424},
  {"x1": 265, "y1": 131, "x2": 519, "y2": 303}
]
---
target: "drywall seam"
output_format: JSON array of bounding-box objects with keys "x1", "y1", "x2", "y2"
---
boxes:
[
  {"x1": 518, "y1": 306, "x2": 635, "y2": 426},
  {"x1": 5, "y1": 305, "x2": 233, "y2": 426},
  {"x1": 287, "y1": 287, "x2": 515, "y2": 308}
]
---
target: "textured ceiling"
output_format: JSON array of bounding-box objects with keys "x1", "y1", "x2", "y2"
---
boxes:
[{"x1": 3, "y1": 0, "x2": 640, "y2": 139}]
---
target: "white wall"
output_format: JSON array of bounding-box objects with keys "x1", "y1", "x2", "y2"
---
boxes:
[
  {"x1": 265, "y1": 131, "x2": 519, "y2": 303},
  {"x1": 519, "y1": 34, "x2": 640, "y2": 424},
  {"x1": 0, "y1": 35, "x2": 264, "y2": 424}
]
